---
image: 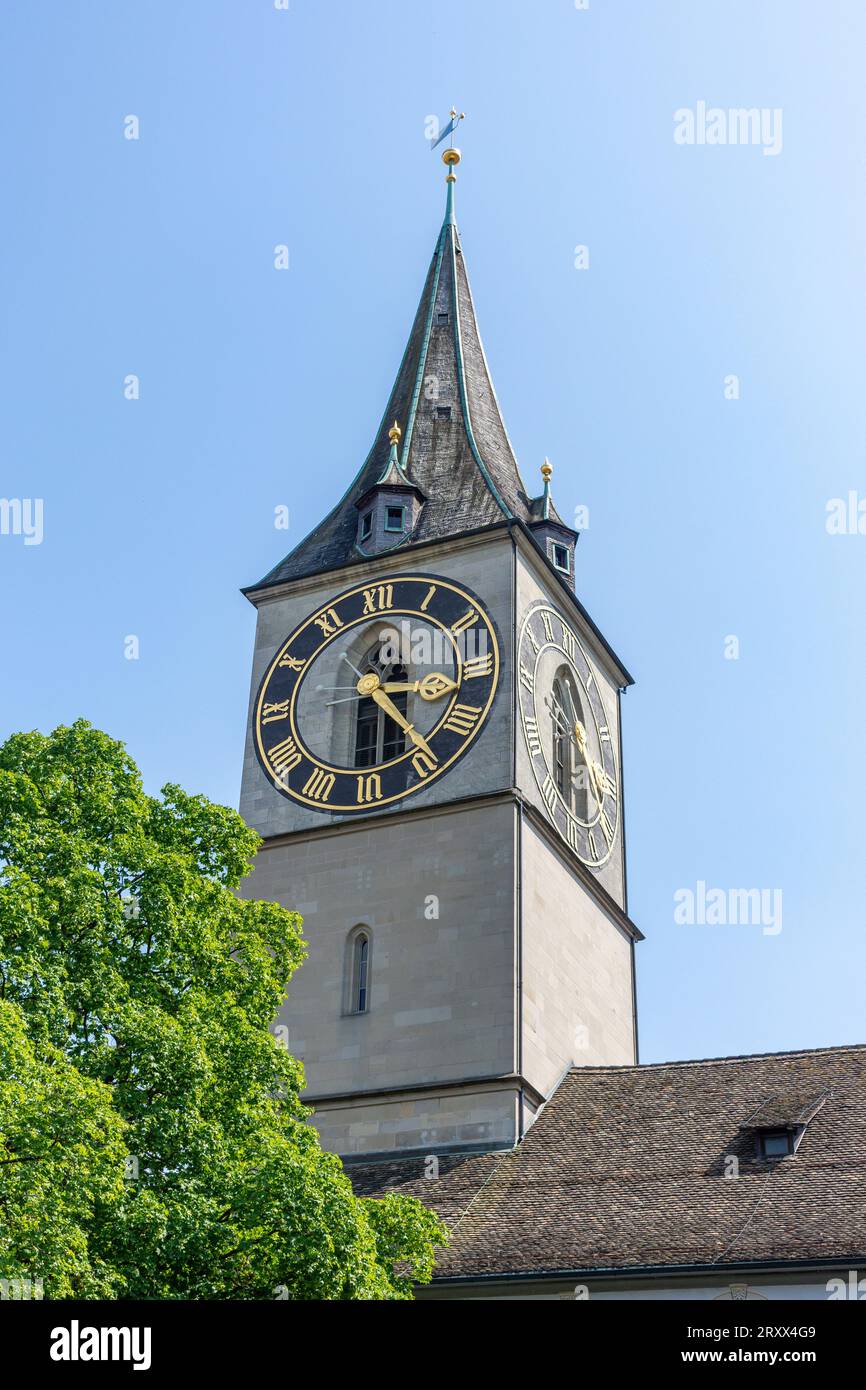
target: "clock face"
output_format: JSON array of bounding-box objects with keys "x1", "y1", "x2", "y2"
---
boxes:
[
  {"x1": 253, "y1": 573, "x2": 500, "y2": 813},
  {"x1": 517, "y1": 601, "x2": 619, "y2": 868}
]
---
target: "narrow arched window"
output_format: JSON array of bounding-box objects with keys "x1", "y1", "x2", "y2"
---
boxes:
[
  {"x1": 346, "y1": 927, "x2": 371, "y2": 1015},
  {"x1": 552, "y1": 675, "x2": 571, "y2": 800},
  {"x1": 355, "y1": 933, "x2": 369, "y2": 1013},
  {"x1": 552, "y1": 669, "x2": 589, "y2": 820},
  {"x1": 353, "y1": 642, "x2": 408, "y2": 767}
]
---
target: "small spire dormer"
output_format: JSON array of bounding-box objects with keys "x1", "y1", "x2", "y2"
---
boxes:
[
  {"x1": 528, "y1": 459, "x2": 579, "y2": 587},
  {"x1": 354, "y1": 421, "x2": 426, "y2": 556}
]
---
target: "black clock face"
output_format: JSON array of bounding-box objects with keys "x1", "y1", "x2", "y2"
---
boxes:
[
  {"x1": 253, "y1": 573, "x2": 500, "y2": 813},
  {"x1": 518, "y1": 601, "x2": 619, "y2": 868}
]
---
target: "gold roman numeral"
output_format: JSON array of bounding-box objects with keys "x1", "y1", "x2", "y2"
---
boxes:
[
  {"x1": 356, "y1": 773, "x2": 383, "y2": 804},
  {"x1": 420, "y1": 585, "x2": 437, "y2": 612},
  {"x1": 261, "y1": 700, "x2": 289, "y2": 725},
  {"x1": 278, "y1": 652, "x2": 305, "y2": 672},
  {"x1": 599, "y1": 725, "x2": 611, "y2": 743},
  {"x1": 519, "y1": 664, "x2": 534, "y2": 692},
  {"x1": 444, "y1": 703, "x2": 482, "y2": 736},
  {"x1": 411, "y1": 748, "x2": 439, "y2": 780},
  {"x1": 451, "y1": 607, "x2": 478, "y2": 636},
  {"x1": 362, "y1": 584, "x2": 394, "y2": 614},
  {"x1": 313, "y1": 607, "x2": 344, "y2": 638},
  {"x1": 464, "y1": 653, "x2": 493, "y2": 679},
  {"x1": 541, "y1": 610, "x2": 554, "y2": 642},
  {"x1": 302, "y1": 767, "x2": 334, "y2": 802},
  {"x1": 565, "y1": 815, "x2": 580, "y2": 854},
  {"x1": 268, "y1": 735, "x2": 302, "y2": 778},
  {"x1": 526, "y1": 625, "x2": 540, "y2": 654}
]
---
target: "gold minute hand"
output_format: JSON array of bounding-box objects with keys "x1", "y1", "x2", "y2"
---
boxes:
[{"x1": 370, "y1": 687, "x2": 435, "y2": 759}]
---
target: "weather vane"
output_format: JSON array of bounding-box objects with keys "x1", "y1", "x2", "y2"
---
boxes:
[{"x1": 430, "y1": 106, "x2": 465, "y2": 155}]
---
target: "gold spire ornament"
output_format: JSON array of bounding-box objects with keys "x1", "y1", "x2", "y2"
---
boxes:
[
  {"x1": 443, "y1": 147, "x2": 461, "y2": 182},
  {"x1": 388, "y1": 420, "x2": 402, "y2": 445},
  {"x1": 442, "y1": 107, "x2": 465, "y2": 182},
  {"x1": 541, "y1": 458, "x2": 553, "y2": 483}
]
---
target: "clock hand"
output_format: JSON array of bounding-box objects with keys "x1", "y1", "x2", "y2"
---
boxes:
[
  {"x1": 561, "y1": 683, "x2": 590, "y2": 758},
  {"x1": 341, "y1": 653, "x2": 365, "y2": 680},
  {"x1": 571, "y1": 719, "x2": 603, "y2": 801},
  {"x1": 369, "y1": 686, "x2": 436, "y2": 759},
  {"x1": 573, "y1": 755, "x2": 602, "y2": 804},
  {"x1": 551, "y1": 695, "x2": 607, "y2": 803},
  {"x1": 380, "y1": 672, "x2": 458, "y2": 700},
  {"x1": 550, "y1": 705, "x2": 569, "y2": 733},
  {"x1": 591, "y1": 758, "x2": 608, "y2": 803},
  {"x1": 319, "y1": 681, "x2": 364, "y2": 706}
]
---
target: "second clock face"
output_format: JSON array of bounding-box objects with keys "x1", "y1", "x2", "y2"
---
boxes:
[
  {"x1": 518, "y1": 601, "x2": 619, "y2": 868},
  {"x1": 253, "y1": 573, "x2": 500, "y2": 813}
]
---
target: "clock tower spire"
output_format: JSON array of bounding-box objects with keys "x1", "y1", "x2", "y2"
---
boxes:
[
  {"x1": 248, "y1": 148, "x2": 578, "y2": 596},
  {"x1": 239, "y1": 157, "x2": 640, "y2": 1160}
]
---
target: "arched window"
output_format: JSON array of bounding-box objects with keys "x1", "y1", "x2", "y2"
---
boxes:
[
  {"x1": 552, "y1": 675, "x2": 571, "y2": 798},
  {"x1": 353, "y1": 642, "x2": 408, "y2": 767},
  {"x1": 346, "y1": 927, "x2": 371, "y2": 1015},
  {"x1": 552, "y1": 669, "x2": 588, "y2": 820}
]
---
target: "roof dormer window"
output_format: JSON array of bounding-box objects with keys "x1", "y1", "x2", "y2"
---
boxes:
[
  {"x1": 757, "y1": 1129, "x2": 796, "y2": 1159},
  {"x1": 385, "y1": 505, "x2": 405, "y2": 533},
  {"x1": 436, "y1": 405, "x2": 452, "y2": 420},
  {"x1": 551, "y1": 542, "x2": 571, "y2": 574},
  {"x1": 437, "y1": 311, "x2": 449, "y2": 325},
  {"x1": 740, "y1": 1090, "x2": 827, "y2": 1162},
  {"x1": 360, "y1": 510, "x2": 373, "y2": 541}
]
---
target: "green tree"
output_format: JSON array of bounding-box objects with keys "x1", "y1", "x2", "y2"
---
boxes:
[{"x1": 0, "y1": 720, "x2": 444, "y2": 1299}]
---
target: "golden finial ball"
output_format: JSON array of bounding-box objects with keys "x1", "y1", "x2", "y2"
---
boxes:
[
  {"x1": 389, "y1": 420, "x2": 402, "y2": 445},
  {"x1": 442, "y1": 148, "x2": 461, "y2": 167},
  {"x1": 541, "y1": 458, "x2": 553, "y2": 482}
]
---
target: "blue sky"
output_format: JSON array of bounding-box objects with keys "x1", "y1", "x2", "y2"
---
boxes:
[{"x1": 1, "y1": 0, "x2": 864, "y2": 1064}]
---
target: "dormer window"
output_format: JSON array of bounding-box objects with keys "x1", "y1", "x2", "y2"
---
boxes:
[
  {"x1": 436, "y1": 405, "x2": 452, "y2": 420},
  {"x1": 360, "y1": 511, "x2": 373, "y2": 542},
  {"x1": 740, "y1": 1091, "x2": 827, "y2": 1161},
  {"x1": 384, "y1": 505, "x2": 405, "y2": 532},
  {"x1": 437, "y1": 311, "x2": 449, "y2": 325},
  {"x1": 551, "y1": 542, "x2": 571, "y2": 574},
  {"x1": 758, "y1": 1129, "x2": 796, "y2": 1159}
]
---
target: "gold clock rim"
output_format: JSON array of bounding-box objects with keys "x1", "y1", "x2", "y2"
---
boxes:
[{"x1": 255, "y1": 575, "x2": 501, "y2": 811}]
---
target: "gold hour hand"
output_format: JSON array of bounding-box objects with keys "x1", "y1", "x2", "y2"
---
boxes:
[
  {"x1": 380, "y1": 671, "x2": 458, "y2": 701},
  {"x1": 585, "y1": 759, "x2": 602, "y2": 804}
]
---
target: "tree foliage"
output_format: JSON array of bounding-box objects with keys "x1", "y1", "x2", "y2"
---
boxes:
[{"x1": 0, "y1": 720, "x2": 445, "y2": 1299}]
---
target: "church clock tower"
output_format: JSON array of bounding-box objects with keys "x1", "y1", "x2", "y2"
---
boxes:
[{"x1": 239, "y1": 148, "x2": 641, "y2": 1158}]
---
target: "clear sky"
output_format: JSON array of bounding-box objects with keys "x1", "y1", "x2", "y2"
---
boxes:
[{"x1": 2, "y1": 1, "x2": 864, "y2": 1065}]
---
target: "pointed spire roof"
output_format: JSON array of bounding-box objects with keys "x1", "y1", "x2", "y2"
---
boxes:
[{"x1": 251, "y1": 154, "x2": 564, "y2": 592}]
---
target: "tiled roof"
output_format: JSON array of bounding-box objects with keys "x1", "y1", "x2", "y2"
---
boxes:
[
  {"x1": 349, "y1": 1046, "x2": 866, "y2": 1280},
  {"x1": 739, "y1": 1090, "x2": 830, "y2": 1131},
  {"x1": 247, "y1": 181, "x2": 564, "y2": 593}
]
